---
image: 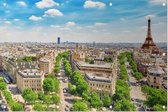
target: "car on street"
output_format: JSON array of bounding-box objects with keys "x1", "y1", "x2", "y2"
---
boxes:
[
  {"x1": 65, "y1": 107, "x2": 69, "y2": 111},
  {"x1": 63, "y1": 78, "x2": 68, "y2": 83}
]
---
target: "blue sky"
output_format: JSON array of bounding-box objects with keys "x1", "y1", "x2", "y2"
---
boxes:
[{"x1": 0, "y1": 0, "x2": 167, "y2": 43}]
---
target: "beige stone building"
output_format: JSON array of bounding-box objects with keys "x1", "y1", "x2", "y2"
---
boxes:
[
  {"x1": 85, "y1": 72, "x2": 115, "y2": 96},
  {"x1": 74, "y1": 61, "x2": 113, "y2": 74},
  {"x1": 147, "y1": 66, "x2": 166, "y2": 89},
  {"x1": 73, "y1": 57, "x2": 117, "y2": 96},
  {"x1": 39, "y1": 57, "x2": 52, "y2": 75},
  {"x1": 16, "y1": 69, "x2": 44, "y2": 92}
]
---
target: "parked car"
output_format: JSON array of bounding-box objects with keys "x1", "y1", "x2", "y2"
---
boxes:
[{"x1": 63, "y1": 78, "x2": 68, "y2": 83}]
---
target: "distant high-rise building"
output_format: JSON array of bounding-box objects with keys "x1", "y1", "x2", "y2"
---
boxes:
[
  {"x1": 57, "y1": 37, "x2": 60, "y2": 44},
  {"x1": 93, "y1": 41, "x2": 96, "y2": 47}
]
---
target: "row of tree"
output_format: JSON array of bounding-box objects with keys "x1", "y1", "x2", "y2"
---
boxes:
[
  {"x1": 142, "y1": 85, "x2": 167, "y2": 111},
  {"x1": 113, "y1": 53, "x2": 135, "y2": 111},
  {"x1": 125, "y1": 52, "x2": 143, "y2": 81},
  {"x1": 118, "y1": 53, "x2": 129, "y2": 81},
  {"x1": 54, "y1": 54, "x2": 62, "y2": 73},
  {"x1": 0, "y1": 77, "x2": 23, "y2": 111},
  {"x1": 63, "y1": 59, "x2": 72, "y2": 77},
  {"x1": 3, "y1": 90, "x2": 23, "y2": 111}
]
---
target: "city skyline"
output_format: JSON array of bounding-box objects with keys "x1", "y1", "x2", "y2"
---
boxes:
[{"x1": 0, "y1": 0, "x2": 167, "y2": 43}]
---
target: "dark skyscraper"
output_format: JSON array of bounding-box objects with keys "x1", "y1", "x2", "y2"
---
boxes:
[{"x1": 57, "y1": 37, "x2": 60, "y2": 44}]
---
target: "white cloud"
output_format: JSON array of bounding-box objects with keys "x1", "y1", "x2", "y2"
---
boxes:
[
  {"x1": 50, "y1": 25, "x2": 61, "y2": 28},
  {"x1": 3, "y1": 3, "x2": 7, "y2": 7},
  {"x1": 17, "y1": 1, "x2": 27, "y2": 7},
  {"x1": 14, "y1": 19, "x2": 20, "y2": 21},
  {"x1": 29, "y1": 15, "x2": 42, "y2": 21},
  {"x1": 144, "y1": 14, "x2": 156, "y2": 19},
  {"x1": 66, "y1": 22, "x2": 76, "y2": 27},
  {"x1": 149, "y1": 0, "x2": 167, "y2": 4},
  {"x1": 4, "y1": 21, "x2": 11, "y2": 25},
  {"x1": 109, "y1": 2, "x2": 112, "y2": 6},
  {"x1": 44, "y1": 9, "x2": 63, "y2": 17},
  {"x1": 84, "y1": 0, "x2": 105, "y2": 9},
  {"x1": 36, "y1": 0, "x2": 57, "y2": 8},
  {"x1": 95, "y1": 22, "x2": 106, "y2": 26}
]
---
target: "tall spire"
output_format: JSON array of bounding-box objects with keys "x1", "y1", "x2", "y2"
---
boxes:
[
  {"x1": 147, "y1": 17, "x2": 151, "y2": 38},
  {"x1": 141, "y1": 17, "x2": 156, "y2": 49}
]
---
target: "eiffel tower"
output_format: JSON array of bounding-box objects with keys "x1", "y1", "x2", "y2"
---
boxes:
[{"x1": 141, "y1": 17, "x2": 156, "y2": 49}]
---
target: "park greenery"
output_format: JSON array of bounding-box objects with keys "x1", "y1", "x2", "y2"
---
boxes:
[
  {"x1": 0, "y1": 77, "x2": 23, "y2": 111},
  {"x1": 142, "y1": 85, "x2": 167, "y2": 111},
  {"x1": 22, "y1": 56, "x2": 37, "y2": 62},
  {"x1": 104, "y1": 57, "x2": 113, "y2": 63}
]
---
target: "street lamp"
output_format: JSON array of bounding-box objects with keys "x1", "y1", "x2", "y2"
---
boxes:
[{"x1": 163, "y1": 105, "x2": 165, "y2": 110}]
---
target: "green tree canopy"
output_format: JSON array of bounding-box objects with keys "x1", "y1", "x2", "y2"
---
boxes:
[
  {"x1": 90, "y1": 92, "x2": 103, "y2": 108},
  {"x1": 33, "y1": 103, "x2": 45, "y2": 111},
  {"x1": 38, "y1": 91, "x2": 45, "y2": 100},
  {"x1": 73, "y1": 100, "x2": 88, "y2": 111},
  {"x1": 43, "y1": 78, "x2": 55, "y2": 93},
  {"x1": 44, "y1": 95, "x2": 52, "y2": 106},
  {"x1": 0, "y1": 82, "x2": 7, "y2": 90},
  {"x1": 51, "y1": 95, "x2": 60, "y2": 105},
  {"x1": 134, "y1": 72, "x2": 143, "y2": 81},
  {"x1": 22, "y1": 88, "x2": 37, "y2": 103},
  {"x1": 11, "y1": 102, "x2": 23, "y2": 111},
  {"x1": 102, "y1": 95, "x2": 112, "y2": 107},
  {"x1": 114, "y1": 99, "x2": 135, "y2": 111},
  {"x1": 68, "y1": 83, "x2": 76, "y2": 95}
]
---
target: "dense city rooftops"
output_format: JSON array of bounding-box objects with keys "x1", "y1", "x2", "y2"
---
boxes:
[
  {"x1": 85, "y1": 72, "x2": 112, "y2": 83},
  {"x1": 76, "y1": 61, "x2": 112, "y2": 69},
  {"x1": 147, "y1": 66, "x2": 165, "y2": 76},
  {"x1": 18, "y1": 69, "x2": 43, "y2": 78},
  {"x1": 39, "y1": 57, "x2": 50, "y2": 63}
]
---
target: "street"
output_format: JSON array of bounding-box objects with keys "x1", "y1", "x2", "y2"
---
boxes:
[
  {"x1": 58, "y1": 61, "x2": 74, "y2": 112},
  {"x1": 126, "y1": 62, "x2": 146, "y2": 111}
]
